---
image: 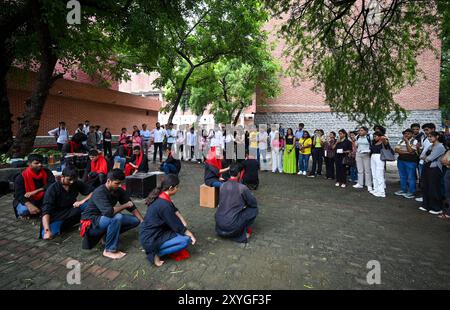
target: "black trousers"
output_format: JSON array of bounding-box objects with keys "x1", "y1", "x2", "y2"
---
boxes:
[
  {"x1": 325, "y1": 157, "x2": 335, "y2": 179},
  {"x1": 295, "y1": 147, "x2": 300, "y2": 170},
  {"x1": 153, "y1": 143, "x2": 163, "y2": 162},
  {"x1": 103, "y1": 141, "x2": 112, "y2": 158},
  {"x1": 57, "y1": 143, "x2": 64, "y2": 151},
  {"x1": 422, "y1": 166, "x2": 444, "y2": 212},
  {"x1": 310, "y1": 148, "x2": 324, "y2": 175},
  {"x1": 335, "y1": 155, "x2": 347, "y2": 184}
]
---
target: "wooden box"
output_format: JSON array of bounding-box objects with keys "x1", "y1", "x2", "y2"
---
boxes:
[{"x1": 199, "y1": 184, "x2": 219, "y2": 208}]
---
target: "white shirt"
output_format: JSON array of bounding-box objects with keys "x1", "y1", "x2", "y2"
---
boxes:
[
  {"x1": 419, "y1": 137, "x2": 432, "y2": 165},
  {"x1": 48, "y1": 127, "x2": 69, "y2": 144},
  {"x1": 141, "y1": 130, "x2": 151, "y2": 141},
  {"x1": 82, "y1": 125, "x2": 90, "y2": 135},
  {"x1": 166, "y1": 129, "x2": 177, "y2": 144},
  {"x1": 258, "y1": 132, "x2": 268, "y2": 150},
  {"x1": 225, "y1": 134, "x2": 234, "y2": 144},
  {"x1": 187, "y1": 132, "x2": 197, "y2": 146},
  {"x1": 152, "y1": 128, "x2": 166, "y2": 143},
  {"x1": 177, "y1": 131, "x2": 185, "y2": 144}
]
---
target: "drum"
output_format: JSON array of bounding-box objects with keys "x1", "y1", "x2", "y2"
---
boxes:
[
  {"x1": 74, "y1": 154, "x2": 89, "y2": 169},
  {"x1": 64, "y1": 154, "x2": 76, "y2": 167}
]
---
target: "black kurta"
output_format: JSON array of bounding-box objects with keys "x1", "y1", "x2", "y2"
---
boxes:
[{"x1": 139, "y1": 197, "x2": 187, "y2": 262}]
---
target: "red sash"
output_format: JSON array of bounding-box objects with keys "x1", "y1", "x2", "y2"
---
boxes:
[
  {"x1": 79, "y1": 220, "x2": 92, "y2": 237},
  {"x1": 205, "y1": 147, "x2": 222, "y2": 176},
  {"x1": 158, "y1": 192, "x2": 172, "y2": 203},
  {"x1": 90, "y1": 154, "x2": 108, "y2": 174},
  {"x1": 21, "y1": 167, "x2": 47, "y2": 201}
]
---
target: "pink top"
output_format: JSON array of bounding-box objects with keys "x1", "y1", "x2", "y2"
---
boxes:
[{"x1": 132, "y1": 136, "x2": 142, "y2": 148}]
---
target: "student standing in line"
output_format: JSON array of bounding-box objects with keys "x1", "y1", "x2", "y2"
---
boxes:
[
  {"x1": 309, "y1": 129, "x2": 324, "y2": 177},
  {"x1": 369, "y1": 132, "x2": 390, "y2": 197},
  {"x1": 48, "y1": 121, "x2": 69, "y2": 151},
  {"x1": 353, "y1": 127, "x2": 372, "y2": 191},
  {"x1": 323, "y1": 132, "x2": 337, "y2": 180},
  {"x1": 283, "y1": 128, "x2": 297, "y2": 174},
  {"x1": 394, "y1": 129, "x2": 419, "y2": 199},
  {"x1": 333, "y1": 129, "x2": 353, "y2": 188},
  {"x1": 298, "y1": 131, "x2": 312, "y2": 176},
  {"x1": 152, "y1": 122, "x2": 166, "y2": 163},
  {"x1": 103, "y1": 128, "x2": 113, "y2": 158}
]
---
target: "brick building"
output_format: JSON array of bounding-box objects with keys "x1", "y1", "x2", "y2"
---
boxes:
[
  {"x1": 7, "y1": 66, "x2": 161, "y2": 141},
  {"x1": 255, "y1": 17, "x2": 443, "y2": 140}
]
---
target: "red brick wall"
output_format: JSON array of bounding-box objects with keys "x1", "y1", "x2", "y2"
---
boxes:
[
  {"x1": 8, "y1": 69, "x2": 160, "y2": 136},
  {"x1": 257, "y1": 16, "x2": 441, "y2": 113}
]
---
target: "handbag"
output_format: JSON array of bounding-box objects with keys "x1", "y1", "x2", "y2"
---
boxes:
[
  {"x1": 342, "y1": 154, "x2": 355, "y2": 166},
  {"x1": 380, "y1": 144, "x2": 395, "y2": 161}
]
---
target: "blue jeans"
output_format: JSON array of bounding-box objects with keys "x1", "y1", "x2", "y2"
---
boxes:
[
  {"x1": 114, "y1": 156, "x2": 126, "y2": 170},
  {"x1": 40, "y1": 201, "x2": 89, "y2": 238},
  {"x1": 299, "y1": 154, "x2": 310, "y2": 172},
  {"x1": 16, "y1": 203, "x2": 30, "y2": 217},
  {"x1": 397, "y1": 160, "x2": 417, "y2": 194},
  {"x1": 158, "y1": 234, "x2": 191, "y2": 257},
  {"x1": 88, "y1": 213, "x2": 140, "y2": 252},
  {"x1": 210, "y1": 181, "x2": 223, "y2": 188},
  {"x1": 349, "y1": 166, "x2": 358, "y2": 182},
  {"x1": 161, "y1": 163, "x2": 178, "y2": 175}
]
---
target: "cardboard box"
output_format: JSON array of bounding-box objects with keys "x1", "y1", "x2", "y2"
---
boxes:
[{"x1": 199, "y1": 184, "x2": 219, "y2": 208}]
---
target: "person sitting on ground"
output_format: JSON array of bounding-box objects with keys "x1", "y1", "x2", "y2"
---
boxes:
[
  {"x1": 160, "y1": 148, "x2": 181, "y2": 175},
  {"x1": 112, "y1": 138, "x2": 132, "y2": 168},
  {"x1": 140, "y1": 174, "x2": 196, "y2": 267},
  {"x1": 204, "y1": 146, "x2": 230, "y2": 188},
  {"x1": 240, "y1": 153, "x2": 260, "y2": 190},
  {"x1": 13, "y1": 154, "x2": 55, "y2": 218},
  {"x1": 83, "y1": 149, "x2": 108, "y2": 189},
  {"x1": 215, "y1": 163, "x2": 258, "y2": 243},
  {"x1": 124, "y1": 146, "x2": 148, "y2": 176},
  {"x1": 62, "y1": 133, "x2": 85, "y2": 156},
  {"x1": 41, "y1": 167, "x2": 93, "y2": 239},
  {"x1": 80, "y1": 169, "x2": 144, "y2": 259}
]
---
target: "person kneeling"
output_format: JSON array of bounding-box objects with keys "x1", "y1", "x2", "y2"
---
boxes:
[
  {"x1": 160, "y1": 149, "x2": 181, "y2": 175},
  {"x1": 41, "y1": 167, "x2": 93, "y2": 239},
  {"x1": 140, "y1": 174, "x2": 196, "y2": 267},
  {"x1": 13, "y1": 154, "x2": 55, "y2": 218},
  {"x1": 204, "y1": 147, "x2": 230, "y2": 188},
  {"x1": 83, "y1": 150, "x2": 108, "y2": 190},
  {"x1": 80, "y1": 169, "x2": 144, "y2": 259},
  {"x1": 215, "y1": 163, "x2": 258, "y2": 243},
  {"x1": 124, "y1": 146, "x2": 148, "y2": 176},
  {"x1": 240, "y1": 154, "x2": 260, "y2": 190}
]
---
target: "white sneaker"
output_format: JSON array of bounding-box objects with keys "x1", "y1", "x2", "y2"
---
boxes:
[
  {"x1": 429, "y1": 210, "x2": 443, "y2": 215},
  {"x1": 353, "y1": 184, "x2": 364, "y2": 189},
  {"x1": 367, "y1": 187, "x2": 374, "y2": 192},
  {"x1": 341, "y1": 184, "x2": 346, "y2": 188},
  {"x1": 373, "y1": 192, "x2": 386, "y2": 198},
  {"x1": 395, "y1": 190, "x2": 406, "y2": 196},
  {"x1": 297, "y1": 171, "x2": 302, "y2": 175},
  {"x1": 418, "y1": 207, "x2": 428, "y2": 212},
  {"x1": 415, "y1": 197, "x2": 423, "y2": 202},
  {"x1": 335, "y1": 183, "x2": 340, "y2": 187},
  {"x1": 303, "y1": 171, "x2": 307, "y2": 176}
]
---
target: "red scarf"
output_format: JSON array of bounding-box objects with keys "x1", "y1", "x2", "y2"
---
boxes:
[
  {"x1": 68, "y1": 140, "x2": 79, "y2": 153},
  {"x1": 22, "y1": 167, "x2": 48, "y2": 201},
  {"x1": 158, "y1": 192, "x2": 172, "y2": 203},
  {"x1": 123, "y1": 144, "x2": 132, "y2": 157},
  {"x1": 79, "y1": 220, "x2": 92, "y2": 237},
  {"x1": 90, "y1": 154, "x2": 108, "y2": 174},
  {"x1": 205, "y1": 147, "x2": 222, "y2": 175}
]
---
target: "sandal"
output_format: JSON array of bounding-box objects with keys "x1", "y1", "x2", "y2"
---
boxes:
[{"x1": 438, "y1": 213, "x2": 450, "y2": 219}]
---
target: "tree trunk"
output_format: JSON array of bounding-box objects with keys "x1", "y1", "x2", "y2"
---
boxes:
[
  {"x1": 0, "y1": 39, "x2": 14, "y2": 152},
  {"x1": 167, "y1": 66, "x2": 195, "y2": 124},
  {"x1": 232, "y1": 102, "x2": 245, "y2": 126},
  {"x1": 8, "y1": 1, "x2": 59, "y2": 158}
]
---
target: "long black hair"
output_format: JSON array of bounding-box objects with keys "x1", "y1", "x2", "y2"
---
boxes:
[{"x1": 145, "y1": 174, "x2": 180, "y2": 205}]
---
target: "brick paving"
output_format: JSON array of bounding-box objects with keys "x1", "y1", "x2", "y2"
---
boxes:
[{"x1": 1, "y1": 161, "x2": 450, "y2": 289}]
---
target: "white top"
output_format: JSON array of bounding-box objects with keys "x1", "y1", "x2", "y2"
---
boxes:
[
  {"x1": 166, "y1": 129, "x2": 177, "y2": 144},
  {"x1": 141, "y1": 130, "x2": 151, "y2": 140},
  {"x1": 225, "y1": 134, "x2": 235, "y2": 144},
  {"x1": 48, "y1": 127, "x2": 69, "y2": 144},
  {"x1": 356, "y1": 135, "x2": 371, "y2": 154},
  {"x1": 82, "y1": 125, "x2": 90, "y2": 135},
  {"x1": 419, "y1": 137, "x2": 432, "y2": 165},
  {"x1": 258, "y1": 132, "x2": 268, "y2": 150},
  {"x1": 187, "y1": 132, "x2": 197, "y2": 146},
  {"x1": 177, "y1": 131, "x2": 185, "y2": 144},
  {"x1": 152, "y1": 128, "x2": 167, "y2": 143}
]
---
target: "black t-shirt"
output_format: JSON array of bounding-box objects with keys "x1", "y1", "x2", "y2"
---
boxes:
[
  {"x1": 81, "y1": 184, "x2": 136, "y2": 225},
  {"x1": 204, "y1": 164, "x2": 220, "y2": 186},
  {"x1": 41, "y1": 181, "x2": 91, "y2": 217},
  {"x1": 370, "y1": 142, "x2": 384, "y2": 154},
  {"x1": 335, "y1": 139, "x2": 352, "y2": 157}
]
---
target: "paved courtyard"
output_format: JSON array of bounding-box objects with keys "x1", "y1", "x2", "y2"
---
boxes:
[{"x1": 0, "y1": 161, "x2": 450, "y2": 290}]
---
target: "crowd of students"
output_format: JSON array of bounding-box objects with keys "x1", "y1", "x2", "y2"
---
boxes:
[{"x1": 13, "y1": 119, "x2": 449, "y2": 268}]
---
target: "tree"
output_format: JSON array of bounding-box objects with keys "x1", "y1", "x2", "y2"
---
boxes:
[
  {"x1": 265, "y1": 0, "x2": 447, "y2": 125},
  {"x1": 2, "y1": 0, "x2": 171, "y2": 157},
  {"x1": 438, "y1": 0, "x2": 450, "y2": 119},
  {"x1": 140, "y1": 0, "x2": 270, "y2": 124},
  {"x1": 185, "y1": 50, "x2": 281, "y2": 125}
]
